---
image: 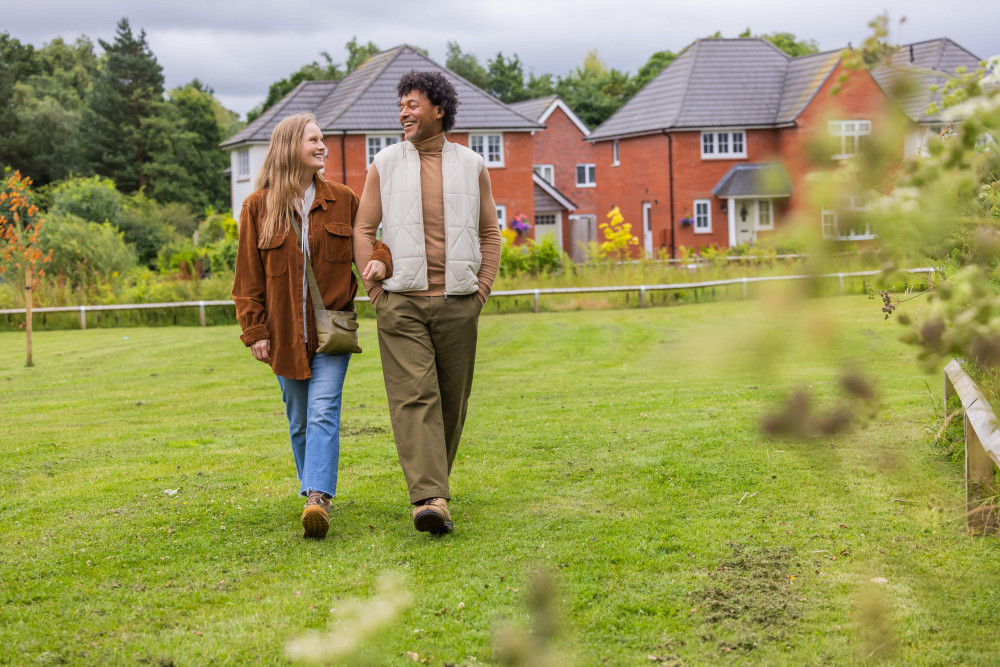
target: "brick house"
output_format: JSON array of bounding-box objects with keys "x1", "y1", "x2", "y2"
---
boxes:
[
  {"x1": 509, "y1": 95, "x2": 597, "y2": 262},
  {"x1": 221, "y1": 45, "x2": 543, "y2": 229},
  {"x1": 870, "y1": 38, "x2": 985, "y2": 158},
  {"x1": 587, "y1": 37, "x2": 983, "y2": 256}
]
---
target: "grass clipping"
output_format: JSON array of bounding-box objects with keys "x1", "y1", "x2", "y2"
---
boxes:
[{"x1": 690, "y1": 543, "x2": 803, "y2": 654}]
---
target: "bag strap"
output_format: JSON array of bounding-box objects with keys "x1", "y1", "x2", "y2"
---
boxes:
[{"x1": 286, "y1": 212, "x2": 326, "y2": 310}]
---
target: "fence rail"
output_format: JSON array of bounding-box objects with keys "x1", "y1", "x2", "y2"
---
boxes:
[
  {"x1": 0, "y1": 267, "x2": 935, "y2": 327},
  {"x1": 944, "y1": 359, "x2": 1000, "y2": 532}
]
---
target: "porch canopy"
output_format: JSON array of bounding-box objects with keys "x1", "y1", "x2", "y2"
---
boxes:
[{"x1": 711, "y1": 162, "x2": 792, "y2": 199}]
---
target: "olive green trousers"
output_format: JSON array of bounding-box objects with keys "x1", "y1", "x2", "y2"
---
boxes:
[{"x1": 375, "y1": 292, "x2": 481, "y2": 503}]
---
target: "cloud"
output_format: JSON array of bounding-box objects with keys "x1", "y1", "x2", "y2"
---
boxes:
[{"x1": 4, "y1": 0, "x2": 997, "y2": 117}]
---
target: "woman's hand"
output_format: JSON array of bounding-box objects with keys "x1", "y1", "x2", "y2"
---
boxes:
[
  {"x1": 362, "y1": 260, "x2": 387, "y2": 281},
  {"x1": 251, "y1": 338, "x2": 271, "y2": 363}
]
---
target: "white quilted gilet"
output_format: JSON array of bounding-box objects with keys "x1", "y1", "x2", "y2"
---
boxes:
[{"x1": 373, "y1": 140, "x2": 483, "y2": 294}]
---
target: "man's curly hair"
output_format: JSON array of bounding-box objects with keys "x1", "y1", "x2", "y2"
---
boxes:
[{"x1": 397, "y1": 70, "x2": 460, "y2": 133}]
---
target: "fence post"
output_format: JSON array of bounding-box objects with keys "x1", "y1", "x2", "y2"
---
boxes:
[
  {"x1": 639, "y1": 286, "x2": 647, "y2": 309},
  {"x1": 966, "y1": 409, "x2": 995, "y2": 532},
  {"x1": 533, "y1": 289, "x2": 540, "y2": 314},
  {"x1": 838, "y1": 273, "x2": 845, "y2": 293},
  {"x1": 741, "y1": 277, "x2": 748, "y2": 299},
  {"x1": 199, "y1": 301, "x2": 207, "y2": 327},
  {"x1": 79, "y1": 305, "x2": 87, "y2": 330}
]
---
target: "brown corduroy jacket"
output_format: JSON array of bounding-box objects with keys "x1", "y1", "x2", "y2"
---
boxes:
[{"x1": 232, "y1": 175, "x2": 392, "y2": 380}]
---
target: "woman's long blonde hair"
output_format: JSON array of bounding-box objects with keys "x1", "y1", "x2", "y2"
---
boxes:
[{"x1": 255, "y1": 112, "x2": 321, "y2": 246}]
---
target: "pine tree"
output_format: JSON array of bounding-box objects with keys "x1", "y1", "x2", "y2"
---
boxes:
[{"x1": 81, "y1": 18, "x2": 165, "y2": 194}]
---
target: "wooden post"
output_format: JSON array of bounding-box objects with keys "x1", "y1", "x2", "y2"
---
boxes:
[
  {"x1": 199, "y1": 300, "x2": 207, "y2": 327},
  {"x1": 639, "y1": 286, "x2": 647, "y2": 309},
  {"x1": 79, "y1": 305, "x2": 87, "y2": 330},
  {"x1": 533, "y1": 289, "x2": 540, "y2": 314},
  {"x1": 25, "y1": 265, "x2": 33, "y2": 367},
  {"x1": 742, "y1": 277, "x2": 748, "y2": 299},
  {"x1": 966, "y1": 410, "x2": 995, "y2": 532}
]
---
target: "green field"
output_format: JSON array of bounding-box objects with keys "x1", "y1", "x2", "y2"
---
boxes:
[{"x1": 2, "y1": 295, "x2": 998, "y2": 665}]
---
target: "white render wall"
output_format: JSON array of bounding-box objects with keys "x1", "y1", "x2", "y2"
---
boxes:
[{"x1": 229, "y1": 144, "x2": 270, "y2": 223}]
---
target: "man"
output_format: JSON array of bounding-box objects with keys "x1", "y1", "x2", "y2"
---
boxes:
[{"x1": 353, "y1": 70, "x2": 502, "y2": 535}]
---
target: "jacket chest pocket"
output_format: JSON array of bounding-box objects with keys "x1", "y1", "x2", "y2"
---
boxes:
[
  {"x1": 258, "y1": 232, "x2": 289, "y2": 276},
  {"x1": 324, "y1": 221, "x2": 352, "y2": 262}
]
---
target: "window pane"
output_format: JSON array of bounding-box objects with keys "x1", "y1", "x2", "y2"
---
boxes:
[
  {"x1": 733, "y1": 132, "x2": 744, "y2": 153},
  {"x1": 844, "y1": 135, "x2": 856, "y2": 155},
  {"x1": 587, "y1": 165, "x2": 595, "y2": 183},
  {"x1": 488, "y1": 135, "x2": 501, "y2": 162},
  {"x1": 758, "y1": 200, "x2": 771, "y2": 227},
  {"x1": 718, "y1": 132, "x2": 729, "y2": 154},
  {"x1": 702, "y1": 133, "x2": 714, "y2": 154},
  {"x1": 576, "y1": 165, "x2": 585, "y2": 183},
  {"x1": 471, "y1": 136, "x2": 484, "y2": 156},
  {"x1": 385, "y1": 136, "x2": 399, "y2": 146}
]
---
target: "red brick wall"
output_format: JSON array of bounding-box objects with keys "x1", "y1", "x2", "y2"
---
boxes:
[
  {"x1": 592, "y1": 60, "x2": 899, "y2": 255},
  {"x1": 450, "y1": 131, "x2": 536, "y2": 236},
  {"x1": 531, "y1": 106, "x2": 599, "y2": 252},
  {"x1": 594, "y1": 133, "x2": 673, "y2": 257},
  {"x1": 777, "y1": 61, "x2": 898, "y2": 220},
  {"x1": 322, "y1": 131, "x2": 536, "y2": 230}
]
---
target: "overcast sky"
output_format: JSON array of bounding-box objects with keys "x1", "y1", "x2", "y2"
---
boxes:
[{"x1": 5, "y1": 0, "x2": 998, "y2": 118}]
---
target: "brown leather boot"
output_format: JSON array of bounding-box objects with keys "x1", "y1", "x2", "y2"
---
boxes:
[
  {"x1": 301, "y1": 491, "x2": 332, "y2": 539},
  {"x1": 412, "y1": 497, "x2": 453, "y2": 535}
]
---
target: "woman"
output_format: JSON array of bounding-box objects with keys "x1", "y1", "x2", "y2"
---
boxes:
[{"x1": 233, "y1": 113, "x2": 391, "y2": 539}]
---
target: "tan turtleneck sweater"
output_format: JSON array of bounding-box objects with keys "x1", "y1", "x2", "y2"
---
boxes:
[{"x1": 352, "y1": 132, "x2": 502, "y2": 304}]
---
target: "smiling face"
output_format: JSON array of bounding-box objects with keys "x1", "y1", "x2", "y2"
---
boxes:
[
  {"x1": 299, "y1": 121, "x2": 326, "y2": 173},
  {"x1": 398, "y1": 88, "x2": 444, "y2": 143}
]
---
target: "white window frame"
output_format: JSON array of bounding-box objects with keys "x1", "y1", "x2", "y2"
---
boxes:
[
  {"x1": 470, "y1": 133, "x2": 505, "y2": 167},
  {"x1": 829, "y1": 120, "x2": 871, "y2": 159},
  {"x1": 693, "y1": 199, "x2": 712, "y2": 234},
  {"x1": 496, "y1": 205, "x2": 507, "y2": 232},
  {"x1": 756, "y1": 200, "x2": 774, "y2": 231},
  {"x1": 236, "y1": 148, "x2": 250, "y2": 180},
  {"x1": 612, "y1": 140, "x2": 620, "y2": 166},
  {"x1": 576, "y1": 163, "x2": 596, "y2": 188},
  {"x1": 700, "y1": 130, "x2": 747, "y2": 159},
  {"x1": 366, "y1": 134, "x2": 401, "y2": 166},
  {"x1": 533, "y1": 164, "x2": 555, "y2": 185},
  {"x1": 822, "y1": 196, "x2": 875, "y2": 240}
]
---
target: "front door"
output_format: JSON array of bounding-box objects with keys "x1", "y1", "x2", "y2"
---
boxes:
[
  {"x1": 570, "y1": 215, "x2": 596, "y2": 263},
  {"x1": 735, "y1": 200, "x2": 755, "y2": 245},
  {"x1": 642, "y1": 202, "x2": 653, "y2": 257}
]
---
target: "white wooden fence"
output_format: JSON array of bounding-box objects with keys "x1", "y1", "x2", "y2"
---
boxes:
[
  {"x1": 944, "y1": 359, "x2": 1000, "y2": 532},
  {"x1": 0, "y1": 267, "x2": 934, "y2": 327}
]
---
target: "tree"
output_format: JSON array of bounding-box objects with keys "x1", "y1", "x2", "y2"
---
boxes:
[
  {"x1": 556, "y1": 50, "x2": 633, "y2": 127},
  {"x1": 0, "y1": 36, "x2": 97, "y2": 185},
  {"x1": 165, "y1": 80, "x2": 232, "y2": 210},
  {"x1": 737, "y1": 28, "x2": 819, "y2": 57},
  {"x1": 80, "y1": 18, "x2": 166, "y2": 194},
  {"x1": 446, "y1": 41, "x2": 489, "y2": 90},
  {"x1": 487, "y1": 52, "x2": 529, "y2": 103},
  {"x1": 0, "y1": 169, "x2": 52, "y2": 366}
]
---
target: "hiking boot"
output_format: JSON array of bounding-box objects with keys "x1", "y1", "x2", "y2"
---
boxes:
[
  {"x1": 412, "y1": 497, "x2": 453, "y2": 535},
  {"x1": 301, "y1": 491, "x2": 332, "y2": 539}
]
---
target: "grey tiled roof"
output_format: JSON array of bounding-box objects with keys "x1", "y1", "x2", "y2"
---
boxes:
[
  {"x1": 711, "y1": 163, "x2": 792, "y2": 198},
  {"x1": 222, "y1": 45, "x2": 541, "y2": 148},
  {"x1": 591, "y1": 39, "x2": 813, "y2": 141},
  {"x1": 776, "y1": 50, "x2": 841, "y2": 123},
  {"x1": 220, "y1": 80, "x2": 339, "y2": 147},
  {"x1": 508, "y1": 95, "x2": 560, "y2": 123},
  {"x1": 870, "y1": 38, "x2": 983, "y2": 122}
]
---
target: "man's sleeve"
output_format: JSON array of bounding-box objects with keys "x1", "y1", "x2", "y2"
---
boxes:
[
  {"x1": 476, "y1": 166, "x2": 502, "y2": 305},
  {"x1": 352, "y1": 165, "x2": 385, "y2": 303}
]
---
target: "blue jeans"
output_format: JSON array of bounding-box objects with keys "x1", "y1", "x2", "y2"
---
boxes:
[{"x1": 277, "y1": 353, "x2": 350, "y2": 498}]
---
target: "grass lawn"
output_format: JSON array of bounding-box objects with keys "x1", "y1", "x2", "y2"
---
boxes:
[{"x1": 2, "y1": 294, "x2": 998, "y2": 665}]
